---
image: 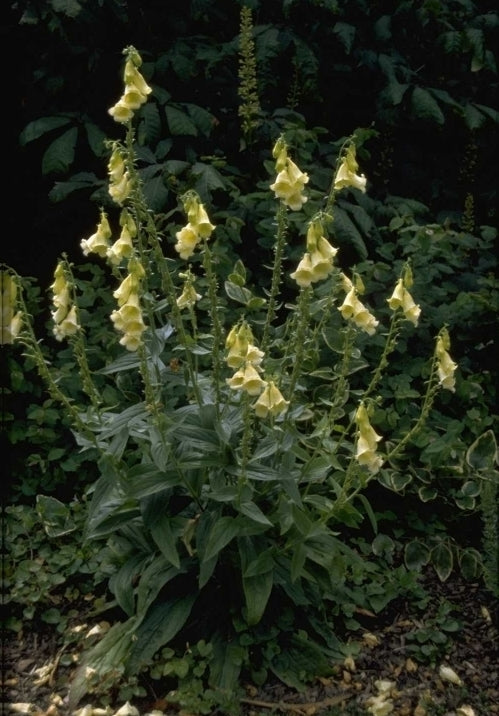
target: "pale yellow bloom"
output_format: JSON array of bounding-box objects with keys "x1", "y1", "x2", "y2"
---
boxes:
[
  {"x1": 0, "y1": 271, "x2": 23, "y2": 344},
  {"x1": 436, "y1": 332, "x2": 457, "y2": 392},
  {"x1": 108, "y1": 51, "x2": 152, "y2": 124},
  {"x1": 387, "y1": 278, "x2": 421, "y2": 326},
  {"x1": 110, "y1": 292, "x2": 146, "y2": 351},
  {"x1": 81, "y1": 212, "x2": 112, "y2": 257},
  {"x1": 253, "y1": 381, "x2": 289, "y2": 418},
  {"x1": 107, "y1": 225, "x2": 134, "y2": 265},
  {"x1": 270, "y1": 159, "x2": 309, "y2": 210},
  {"x1": 339, "y1": 287, "x2": 379, "y2": 335},
  {"x1": 355, "y1": 403, "x2": 383, "y2": 474},
  {"x1": 53, "y1": 305, "x2": 79, "y2": 341},
  {"x1": 290, "y1": 253, "x2": 314, "y2": 288},
  {"x1": 186, "y1": 200, "x2": 216, "y2": 238},
  {"x1": 226, "y1": 363, "x2": 266, "y2": 395},
  {"x1": 334, "y1": 144, "x2": 367, "y2": 193},
  {"x1": 176, "y1": 283, "x2": 202, "y2": 310}
]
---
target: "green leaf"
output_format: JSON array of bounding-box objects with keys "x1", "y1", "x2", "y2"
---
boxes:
[
  {"x1": 185, "y1": 103, "x2": 216, "y2": 137},
  {"x1": 19, "y1": 116, "x2": 71, "y2": 145},
  {"x1": 459, "y1": 548, "x2": 481, "y2": 580},
  {"x1": 418, "y1": 486, "x2": 438, "y2": 502},
  {"x1": 36, "y1": 495, "x2": 75, "y2": 537},
  {"x1": 371, "y1": 533, "x2": 395, "y2": 558},
  {"x1": 333, "y1": 206, "x2": 367, "y2": 259},
  {"x1": 150, "y1": 515, "x2": 181, "y2": 568},
  {"x1": 224, "y1": 280, "x2": 255, "y2": 305},
  {"x1": 138, "y1": 102, "x2": 162, "y2": 145},
  {"x1": 404, "y1": 540, "x2": 430, "y2": 571},
  {"x1": 203, "y1": 516, "x2": 240, "y2": 562},
  {"x1": 109, "y1": 553, "x2": 146, "y2": 617},
  {"x1": 239, "y1": 501, "x2": 273, "y2": 526},
  {"x1": 411, "y1": 87, "x2": 445, "y2": 125},
  {"x1": 333, "y1": 22, "x2": 356, "y2": 53},
  {"x1": 140, "y1": 172, "x2": 169, "y2": 212},
  {"x1": 49, "y1": 172, "x2": 102, "y2": 202},
  {"x1": 463, "y1": 103, "x2": 486, "y2": 130},
  {"x1": 127, "y1": 594, "x2": 196, "y2": 673},
  {"x1": 42, "y1": 127, "x2": 78, "y2": 174},
  {"x1": 191, "y1": 162, "x2": 226, "y2": 195},
  {"x1": 431, "y1": 542, "x2": 453, "y2": 582},
  {"x1": 165, "y1": 105, "x2": 197, "y2": 136},
  {"x1": 466, "y1": 430, "x2": 498, "y2": 471},
  {"x1": 243, "y1": 570, "x2": 273, "y2": 625},
  {"x1": 84, "y1": 122, "x2": 107, "y2": 157}
]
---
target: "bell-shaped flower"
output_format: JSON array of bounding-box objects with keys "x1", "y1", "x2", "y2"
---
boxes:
[
  {"x1": 270, "y1": 158, "x2": 309, "y2": 211},
  {"x1": 81, "y1": 212, "x2": 112, "y2": 257},
  {"x1": 1, "y1": 272, "x2": 23, "y2": 344},
  {"x1": 334, "y1": 144, "x2": 367, "y2": 193},
  {"x1": 108, "y1": 100, "x2": 135, "y2": 124},
  {"x1": 290, "y1": 252, "x2": 314, "y2": 288},
  {"x1": 107, "y1": 226, "x2": 134, "y2": 265},
  {"x1": 175, "y1": 224, "x2": 200, "y2": 260},
  {"x1": 123, "y1": 60, "x2": 152, "y2": 101},
  {"x1": 387, "y1": 278, "x2": 421, "y2": 326},
  {"x1": 113, "y1": 274, "x2": 136, "y2": 307},
  {"x1": 226, "y1": 363, "x2": 266, "y2": 396},
  {"x1": 53, "y1": 305, "x2": 79, "y2": 341},
  {"x1": 354, "y1": 403, "x2": 383, "y2": 474},
  {"x1": 339, "y1": 287, "x2": 379, "y2": 335},
  {"x1": 186, "y1": 198, "x2": 216, "y2": 239},
  {"x1": 253, "y1": 381, "x2": 289, "y2": 419},
  {"x1": 436, "y1": 330, "x2": 457, "y2": 392},
  {"x1": 110, "y1": 292, "x2": 146, "y2": 352},
  {"x1": 177, "y1": 282, "x2": 202, "y2": 310}
]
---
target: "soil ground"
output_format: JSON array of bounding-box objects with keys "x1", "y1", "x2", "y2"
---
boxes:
[{"x1": 3, "y1": 571, "x2": 498, "y2": 716}]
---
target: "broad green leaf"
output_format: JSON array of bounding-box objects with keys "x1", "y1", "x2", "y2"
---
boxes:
[
  {"x1": 19, "y1": 116, "x2": 71, "y2": 145},
  {"x1": 466, "y1": 430, "x2": 498, "y2": 471},
  {"x1": 463, "y1": 103, "x2": 486, "y2": 130},
  {"x1": 42, "y1": 127, "x2": 78, "y2": 174},
  {"x1": 404, "y1": 540, "x2": 430, "y2": 571},
  {"x1": 141, "y1": 173, "x2": 169, "y2": 212},
  {"x1": 239, "y1": 501, "x2": 273, "y2": 526},
  {"x1": 138, "y1": 102, "x2": 161, "y2": 145},
  {"x1": 191, "y1": 162, "x2": 226, "y2": 195},
  {"x1": 165, "y1": 105, "x2": 197, "y2": 136},
  {"x1": 203, "y1": 515, "x2": 240, "y2": 561},
  {"x1": 411, "y1": 87, "x2": 445, "y2": 125},
  {"x1": 371, "y1": 533, "x2": 395, "y2": 558},
  {"x1": 84, "y1": 121, "x2": 107, "y2": 157},
  {"x1": 185, "y1": 103, "x2": 216, "y2": 137},
  {"x1": 36, "y1": 495, "x2": 75, "y2": 537},
  {"x1": 109, "y1": 553, "x2": 146, "y2": 617},
  {"x1": 290, "y1": 542, "x2": 306, "y2": 582},
  {"x1": 127, "y1": 594, "x2": 196, "y2": 673},
  {"x1": 333, "y1": 206, "x2": 367, "y2": 259},
  {"x1": 224, "y1": 280, "x2": 254, "y2": 305},
  {"x1": 333, "y1": 22, "x2": 355, "y2": 53},
  {"x1": 136, "y1": 556, "x2": 182, "y2": 616},
  {"x1": 243, "y1": 570, "x2": 273, "y2": 625},
  {"x1": 48, "y1": 172, "x2": 102, "y2": 202},
  {"x1": 431, "y1": 542, "x2": 453, "y2": 582},
  {"x1": 150, "y1": 515, "x2": 180, "y2": 568},
  {"x1": 459, "y1": 548, "x2": 481, "y2": 580},
  {"x1": 418, "y1": 486, "x2": 438, "y2": 502}
]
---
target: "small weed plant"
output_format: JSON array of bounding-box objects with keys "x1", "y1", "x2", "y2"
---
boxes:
[{"x1": 3, "y1": 44, "x2": 497, "y2": 712}]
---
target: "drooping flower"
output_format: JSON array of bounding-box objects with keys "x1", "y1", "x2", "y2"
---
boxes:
[
  {"x1": 354, "y1": 403, "x2": 383, "y2": 474},
  {"x1": 253, "y1": 381, "x2": 289, "y2": 418},
  {"x1": 108, "y1": 147, "x2": 132, "y2": 205},
  {"x1": 270, "y1": 138, "x2": 309, "y2": 210},
  {"x1": 176, "y1": 271, "x2": 202, "y2": 310},
  {"x1": 81, "y1": 211, "x2": 112, "y2": 257},
  {"x1": 108, "y1": 48, "x2": 152, "y2": 124},
  {"x1": 339, "y1": 286, "x2": 379, "y2": 335},
  {"x1": 387, "y1": 277, "x2": 421, "y2": 326},
  {"x1": 174, "y1": 193, "x2": 216, "y2": 261},
  {"x1": 226, "y1": 362, "x2": 266, "y2": 396},
  {"x1": 290, "y1": 219, "x2": 339, "y2": 288},
  {"x1": 107, "y1": 210, "x2": 136, "y2": 266},
  {"x1": 50, "y1": 262, "x2": 80, "y2": 341},
  {"x1": 435, "y1": 328, "x2": 457, "y2": 392},
  {"x1": 334, "y1": 143, "x2": 367, "y2": 193},
  {"x1": 225, "y1": 322, "x2": 264, "y2": 369},
  {"x1": 110, "y1": 258, "x2": 146, "y2": 351},
  {"x1": 0, "y1": 271, "x2": 23, "y2": 345}
]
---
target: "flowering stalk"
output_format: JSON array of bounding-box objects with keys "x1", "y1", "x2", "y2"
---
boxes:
[
  {"x1": 202, "y1": 240, "x2": 224, "y2": 409},
  {"x1": 261, "y1": 202, "x2": 287, "y2": 353},
  {"x1": 385, "y1": 327, "x2": 457, "y2": 463}
]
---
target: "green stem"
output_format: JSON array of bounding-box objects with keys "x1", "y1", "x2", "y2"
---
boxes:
[
  {"x1": 261, "y1": 202, "x2": 288, "y2": 353},
  {"x1": 202, "y1": 240, "x2": 224, "y2": 410}
]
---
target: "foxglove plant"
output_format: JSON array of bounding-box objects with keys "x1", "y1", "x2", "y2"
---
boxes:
[{"x1": 4, "y1": 45, "x2": 460, "y2": 708}]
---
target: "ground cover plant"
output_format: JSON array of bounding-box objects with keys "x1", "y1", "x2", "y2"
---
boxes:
[{"x1": 3, "y1": 4, "x2": 496, "y2": 713}]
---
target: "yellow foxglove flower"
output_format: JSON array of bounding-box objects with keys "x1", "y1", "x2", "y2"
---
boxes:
[
  {"x1": 107, "y1": 225, "x2": 134, "y2": 265},
  {"x1": 113, "y1": 274, "x2": 136, "y2": 306},
  {"x1": 81, "y1": 211, "x2": 112, "y2": 257},
  {"x1": 123, "y1": 61, "x2": 152, "y2": 101},
  {"x1": 290, "y1": 252, "x2": 314, "y2": 288},
  {"x1": 108, "y1": 100, "x2": 135, "y2": 124},
  {"x1": 253, "y1": 381, "x2": 289, "y2": 418},
  {"x1": 270, "y1": 159, "x2": 309, "y2": 210},
  {"x1": 186, "y1": 198, "x2": 216, "y2": 239},
  {"x1": 387, "y1": 278, "x2": 421, "y2": 326},
  {"x1": 53, "y1": 305, "x2": 79, "y2": 341},
  {"x1": 0, "y1": 271, "x2": 23, "y2": 344},
  {"x1": 177, "y1": 283, "x2": 202, "y2": 310},
  {"x1": 227, "y1": 363, "x2": 266, "y2": 395},
  {"x1": 175, "y1": 224, "x2": 200, "y2": 260},
  {"x1": 339, "y1": 287, "x2": 379, "y2": 335},
  {"x1": 334, "y1": 144, "x2": 367, "y2": 193},
  {"x1": 436, "y1": 331, "x2": 457, "y2": 392},
  {"x1": 355, "y1": 403, "x2": 383, "y2": 474},
  {"x1": 110, "y1": 292, "x2": 146, "y2": 351}
]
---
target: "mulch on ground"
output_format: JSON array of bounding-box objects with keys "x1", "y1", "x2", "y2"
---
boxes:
[{"x1": 4, "y1": 571, "x2": 498, "y2": 716}]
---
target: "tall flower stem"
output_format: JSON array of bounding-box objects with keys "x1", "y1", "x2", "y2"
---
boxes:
[
  {"x1": 261, "y1": 203, "x2": 287, "y2": 354},
  {"x1": 202, "y1": 240, "x2": 224, "y2": 410},
  {"x1": 284, "y1": 286, "x2": 311, "y2": 408}
]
